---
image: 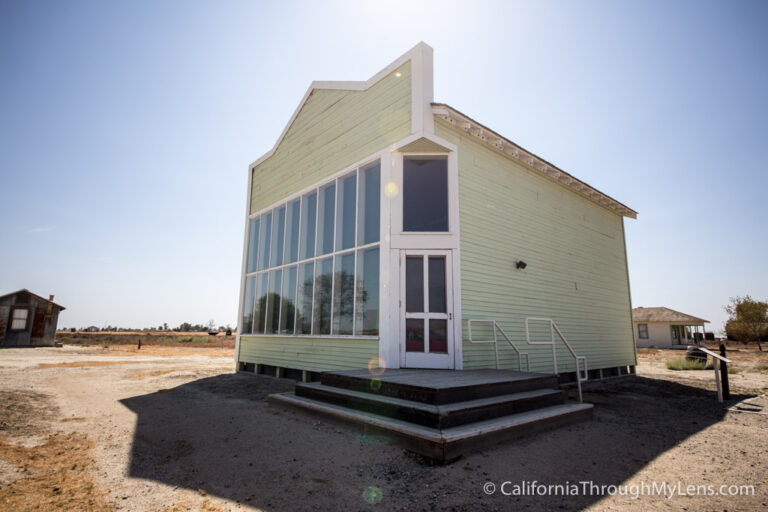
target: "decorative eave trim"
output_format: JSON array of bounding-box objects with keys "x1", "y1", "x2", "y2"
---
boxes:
[{"x1": 432, "y1": 103, "x2": 638, "y2": 219}]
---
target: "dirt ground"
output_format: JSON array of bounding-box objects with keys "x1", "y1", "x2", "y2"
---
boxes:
[{"x1": 0, "y1": 344, "x2": 766, "y2": 511}]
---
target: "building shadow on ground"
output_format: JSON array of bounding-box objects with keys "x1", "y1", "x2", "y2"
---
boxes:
[{"x1": 119, "y1": 373, "x2": 753, "y2": 511}]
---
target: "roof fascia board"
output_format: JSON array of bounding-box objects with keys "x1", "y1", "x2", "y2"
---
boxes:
[
  {"x1": 249, "y1": 42, "x2": 433, "y2": 169},
  {"x1": 432, "y1": 104, "x2": 638, "y2": 219},
  {"x1": 0, "y1": 288, "x2": 65, "y2": 310}
]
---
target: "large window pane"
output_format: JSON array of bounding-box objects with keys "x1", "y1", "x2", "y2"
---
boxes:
[
  {"x1": 355, "y1": 247, "x2": 379, "y2": 335},
  {"x1": 241, "y1": 275, "x2": 256, "y2": 333},
  {"x1": 284, "y1": 199, "x2": 300, "y2": 264},
  {"x1": 270, "y1": 206, "x2": 286, "y2": 267},
  {"x1": 299, "y1": 191, "x2": 317, "y2": 261},
  {"x1": 257, "y1": 211, "x2": 272, "y2": 270},
  {"x1": 279, "y1": 266, "x2": 297, "y2": 334},
  {"x1": 405, "y1": 256, "x2": 424, "y2": 312},
  {"x1": 332, "y1": 252, "x2": 355, "y2": 334},
  {"x1": 335, "y1": 172, "x2": 356, "y2": 251},
  {"x1": 296, "y1": 262, "x2": 314, "y2": 334},
  {"x1": 265, "y1": 269, "x2": 282, "y2": 334},
  {"x1": 313, "y1": 257, "x2": 333, "y2": 334},
  {"x1": 358, "y1": 161, "x2": 380, "y2": 245},
  {"x1": 253, "y1": 273, "x2": 269, "y2": 334},
  {"x1": 403, "y1": 157, "x2": 448, "y2": 232},
  {"x1": 246, "y1": 217, "x2": 260, "y2": 273},
  {"x1": 317, "y1": 183, "x2": 335, "y2": 256},
  {"x1": 428, "y1": 256, "x2": 446, "y2": 313}
]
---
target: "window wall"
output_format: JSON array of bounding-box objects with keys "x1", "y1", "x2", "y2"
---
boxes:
[{"x1": 242, "y1": 160, "x2": 380, "y2": 337}]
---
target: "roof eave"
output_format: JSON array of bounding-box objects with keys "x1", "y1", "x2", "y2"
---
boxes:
[{"x1": 431, "y1": 103, "x2": 638, "y2": 219}]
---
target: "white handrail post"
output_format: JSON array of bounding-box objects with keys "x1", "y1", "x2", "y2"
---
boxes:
[{"x1": 549, "y1": 320, "x2": 558, "y2": 374}]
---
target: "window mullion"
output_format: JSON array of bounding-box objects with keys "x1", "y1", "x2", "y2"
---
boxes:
[
  {"x1": 329, "y1": 178, "x2": 339, "y2": 334},
  {"x1": 352, "y1": 167, "x2": 360, "y2": 335}
]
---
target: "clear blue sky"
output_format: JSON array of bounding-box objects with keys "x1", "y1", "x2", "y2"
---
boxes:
[{"x1": 1, "y1": 0, "x2": 766, "y2": 332}]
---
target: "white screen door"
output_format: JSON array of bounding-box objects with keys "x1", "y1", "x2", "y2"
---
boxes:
[{"x1": 400, "y1": 250, "x2": 454, "y2": 369}]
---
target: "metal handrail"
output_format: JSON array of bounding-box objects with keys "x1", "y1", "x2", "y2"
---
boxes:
[
  {"x1": 697, "y1": 346, "x2": 732, "y2": 403},
  {"x1": 467, "y1": 319, "x2": 531, "y2": 372},
  {"x1": 525, "y1": 317, "x2": 588, "y2": 402}
]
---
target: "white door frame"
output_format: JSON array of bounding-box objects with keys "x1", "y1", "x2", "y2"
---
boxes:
[
  {"x1": 399, "y1": 250, "x2": 454, "y2": 369},
  {"x1": 379, "y1": 134, "x2": 464, "y2": 371}
]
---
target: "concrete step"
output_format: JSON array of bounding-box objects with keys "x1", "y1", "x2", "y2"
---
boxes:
[
  {"x1": 320, "y1": 369, "x2": 559, "y2": 405},
  {"x1": 270, "y1": 392, "x2": 593, "y2": 464},
  {"x1": 295, "y1": 381, "x2": 565, "y2": 428}
]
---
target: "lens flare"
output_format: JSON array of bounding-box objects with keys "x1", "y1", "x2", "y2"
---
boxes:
[
  {"x1": 367, "y1": 357, "x2": 386, "y2": 376},
  {"x1": 370, "y1": 378, "x2": 382, "y2": 391},
  {"x1": 362, "y1": 486, "x2": 383, "y2": 505},
  {"x1": 384, "y1": 181, "x2": 399, "y2": 198},
  {"x1": 394, "y1": 72, "x2": 402, "y2": 78}
]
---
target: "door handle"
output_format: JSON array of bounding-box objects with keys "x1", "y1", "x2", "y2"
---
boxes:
[{"x1": 449, "y1": 313, "x2": 452, "y2": 320}]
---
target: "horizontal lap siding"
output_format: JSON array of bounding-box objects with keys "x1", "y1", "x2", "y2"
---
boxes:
[
  {"x1": 435, "y1": 120, "x2": 635, "y2": 373},
  {"x1": 238, "y1": 336, "x2": 379, "y2": 371},
  {"x1": 242, "y1": 63, "x2": 411, "y2": 371},
  {"x1": 250, "y1": 62, "x2": 412, "y2": 214}
]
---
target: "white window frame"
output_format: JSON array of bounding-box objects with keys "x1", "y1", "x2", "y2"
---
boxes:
[
  {"x1": 389, "y1": 151, "x2": 460, "y2": 250},
  {"x1": 10, "y1": 307, "x2": 29, "y2": 331},
  {"x1": 638, "y1": 323, "x2": 649, "y2": 339},
  {"x1": 240, "y1": 157, "x2": 382, "y2": 339},
  {"x1": 379, "y1": 133, "x2": 463, "y2": 370}
]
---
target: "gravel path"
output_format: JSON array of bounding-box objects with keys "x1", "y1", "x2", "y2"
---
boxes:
[{"x1": 0, "y1": 345, "x2": 765, "y2": 511}]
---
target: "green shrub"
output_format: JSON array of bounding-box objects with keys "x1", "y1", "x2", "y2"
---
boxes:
[
  {"x1": 666, "y1": 358, "x2": 707, "y2": 370},
  {"x1": 666, "y1": 358, "x2": 740, "y2": 373},
  {"x1": 756, "y1": 364, "x2": 768, "y2": 372}
]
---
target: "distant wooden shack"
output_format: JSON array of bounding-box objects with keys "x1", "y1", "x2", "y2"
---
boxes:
[{"x1": 0, "y1": 289, "x2": 65, "y2": 347}]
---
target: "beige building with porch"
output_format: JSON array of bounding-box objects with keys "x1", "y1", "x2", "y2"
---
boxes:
[{"x1": 633, "y1": 307, "x2": 708, "y2": 348}]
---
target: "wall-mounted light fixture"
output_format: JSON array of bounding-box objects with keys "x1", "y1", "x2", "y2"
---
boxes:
[{"x1": 516, "y1": 260, "x2": 527, "y2": 270}]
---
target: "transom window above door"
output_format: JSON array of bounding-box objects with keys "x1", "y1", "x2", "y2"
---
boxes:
[{"x1": 403, "y1": 156, "x2": 448, "y2": 232}]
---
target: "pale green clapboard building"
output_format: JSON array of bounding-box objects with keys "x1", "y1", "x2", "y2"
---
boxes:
[{"x1": 236, "y1": 43, "x2": 638, "y2": 381}]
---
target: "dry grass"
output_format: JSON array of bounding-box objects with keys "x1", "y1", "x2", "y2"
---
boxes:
[
  {"x1": 0, "y1": 390, "x2": 57, "y2": 437},
  {"x1": 34, "y1": 361, "x2": 136, "y2": 370},
  {"x1": 665, "y1": 358, "x2": 709, "y2": 371},
  {"x1": 94, "y1": 346, "x2": 233, "y2": 358},
  {"x1": 56, "y1": 331, "x2": 235, "y2": 349},
  {"x1": 0, "y1": 433, "x2": 111, "y2": 511},
  {"x1": 163, "y1": 499, "x2": 226, "y2": 512},
  {"x1": 127, "y1": 369, "x2": 177, "y2": 380}
]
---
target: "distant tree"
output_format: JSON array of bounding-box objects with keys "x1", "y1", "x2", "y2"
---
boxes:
[
  {"x1": 163, "y1": 322, "x2": 169, "y2": 331},
  {"x1": 206, "y1": 319, "x2": 216, "y2": 332},
  {"x1": 724, "y1": 295, "x2": 768, "y2": 351},
  {"x1": 178, "y1": 322, "x2": 193, "y2": 332}
]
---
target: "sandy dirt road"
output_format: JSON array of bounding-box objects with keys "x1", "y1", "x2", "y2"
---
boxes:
[{"x1": 0, "y1": 344, "x2": 766, "y2": 511}]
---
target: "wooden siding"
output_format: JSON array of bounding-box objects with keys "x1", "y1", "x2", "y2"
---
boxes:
[
  {"x1": 435, "y1": 119, "x2": 636, "y2": 373},
  {"x1": 249, "y1": 61, "x2": 412, "y2": 214},
  {"x1": 238, "y1": 336, "x2": 379, "y2": 371},
  {"x1": 241, "y1": 61, "x2": 412, "y2": 371}
]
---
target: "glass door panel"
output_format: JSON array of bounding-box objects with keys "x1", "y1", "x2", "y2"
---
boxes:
[{"x1": 401, "y1": 251, "x2": 453, "y2": 368}]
